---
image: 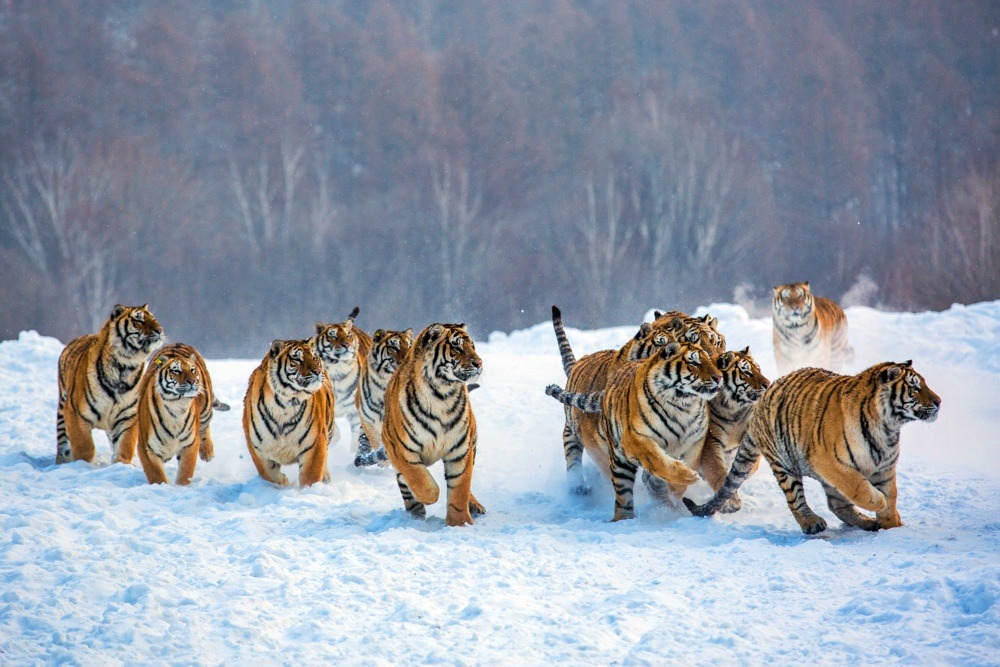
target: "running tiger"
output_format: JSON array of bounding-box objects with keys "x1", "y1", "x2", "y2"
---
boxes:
[
  {"x1": 56, "y1": 304, "x2": 164, "y2": 464},
  {"x1": 551, "y1": 306, "x2": 725, "y2": 495},
  {"x1": 243, "y1": 338, "x2": 335, "y2": 488},
  {"x1": 696, "y1": 348, "x2": 770, "y2": 512},
  {"x1": 772, "y1": 281, "x2": 854, "y2": 376},
  {"x1": 314, "y1": 306, "x2": 373, "y2": 452},
  {"x1": 381, "y1": 323, "x2": 485, "y2": 526},
  {"x1": 352, "y1": 327, "x2": 413, "y2": 467},
  {"x1": 545, "y1": 340, "x2": 722, "y2": 521},
  {"x1": 684, "y1": 361, "x2": 941, "y2": 534},
  {"x1": 135, "y1": 343, "x2": 221, "y2": 485}
]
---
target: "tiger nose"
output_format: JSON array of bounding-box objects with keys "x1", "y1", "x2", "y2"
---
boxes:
[
  {"x1": 154, "y1": 326, "x2": 163, "y2": 335},
  {"x1": 931, "y1": 396, "x2": 941, "y2": 408},
  {"x1": 711, "y1": 375, "x2": 722, "y2": 384},
  {"x1": 472, "y1": 357, "x2": 482, "y2": 369},
  {"x1": 762, "y1": 379, "x2": 771, "y2": 390}
]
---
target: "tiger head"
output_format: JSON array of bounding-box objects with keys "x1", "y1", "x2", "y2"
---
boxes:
[
  {"x1": 370, "y1": 328, "x2": 414, "y2": 374},
  {"x1": 651, "y1": 310, "x2": 727, "y2": 358},
  {"x1": 267, "y1": 339, "x2": 326, "y2": 394},
  {"x1": 878, "y1": 360, "x2": 941, "y2": 424},
  {"x1": 773, "y1": 282, "x2": 814, "y2": 322},
  {"x1": 648, "y1": 340, "x2": 722, "y2": 400},
  {"x1": 314, "y1": 314, "x2": 362, "y2": 365},
  {"x1": 419, "y1": 323, "x2": 483, "y2": 384},
  {"x1": 109, "y1": 303, "x2": 164, "y2": 355},
  {"x1": 714, "y1": 347, "x2": 770, "y2": 405},
  {"x1": 151, "y1": 351, "x2": 202, "y2": 400}
]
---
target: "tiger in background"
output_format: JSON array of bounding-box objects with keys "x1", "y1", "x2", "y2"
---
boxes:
[
  {"x1": 314, "y1": 306, "x2": 372, "y2": 452},
  {"x1": 696, "y1": 347, "x2": 770, "y2": 512},
  {"x1": 545, "y1": 340, "x2": 722, "y2": 521},
  {"x1": 243, "y1": 338, "x2": 335, "y2": 488},
  {"x1": 684, "y1": 361, "x2": 941, "y2": 534},
  {"x1": 551, "y1": 305, "x2": 726, "y2": 495},
  {"x1": 772, "y1": 281, "x2": 854, "y2": 376},
  {"x1": 381, "y1": 323, "x2": 486, "y2": 526},
  {"x1": 351, "y1": 327, "x2": 413, "y2": 467},
  {"x1": 135, "y1": 343, "x2": 221, "y2": 485},
  {"x1": 56, "y1": 304, "x2": 164, "y2": 464}
]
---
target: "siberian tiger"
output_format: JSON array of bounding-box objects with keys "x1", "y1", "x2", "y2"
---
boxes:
[
  {"x1": 696, "y1": 347, "x2": 770, "y2": 512},
  {"x1": 314, "y1": 306, "x2": 373, "y2": 451},
  {"x1": 135, "y1": 343, "x2": 220, "y2": 485},
  {"x1": 551, "y1": 306, "x2": 726, "y2": 495},
  {"x1": 56, "y1": 304, "x2": 164, "y2": 464},
  {"x1": 684, "y1": 361, "x2": 941, "y2": 534},
  {"x1": 381, "y1": 323, "x2": 485, "y2": 526},
  {"x1": 545, "y1": 340, "x2": 722, "y2": 521},
  {"x1": 772, "y1": 282, "x2": 854, "y2": 376},
  {"x1": 351, "y1": 327, "x2": 413, "y2": 467},
  {"x1": 242, "y1": 338, "x2": 335, "y2": 488}
]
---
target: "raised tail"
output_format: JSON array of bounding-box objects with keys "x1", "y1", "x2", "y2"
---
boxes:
[
  {"x1": 545, "y1": 384, "x2": 604, "y2": 413},
  {"x1": 551, "y1": 305, "x2": 577, "y2": 376},
  {"x1": 683, "y1": 433, "x2": 760, "y2": 516},
  {"x1": 347, "y1": 306, "x2": 360, "y2": 321},
  {"x1": 212, "y1": 398, "x2": 231, "y2": 412}
]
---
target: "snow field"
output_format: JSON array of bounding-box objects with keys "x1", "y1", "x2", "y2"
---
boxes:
[{"x1": 0, "y1": 302, "x2": 998, "y2": 664}]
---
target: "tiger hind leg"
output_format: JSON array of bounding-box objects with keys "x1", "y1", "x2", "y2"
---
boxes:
[
  {"x1": 396, "y1": 473, "x2": 426, "y2": 519},
  {"x1": 56, "y1": 397, "x2": 72, "y2": 464},
  {"x1": 63, "y1": 406, "x2": 97, "y2": 463},
  {"x1": 248, "y1": 446, "x2": 290, "y2": 487},
  {"x1": 610, "y1": 448, "x2": 639, "y2": 522},
  {"x1": 821, "y1": 482, "x2": 879, "y2": 531},
  {"x1": 562, "y1": 410, "x2": 590, "y2": 495},
  {"x1": 770, "y1": 461, "x2": 826, "y2": 534}
]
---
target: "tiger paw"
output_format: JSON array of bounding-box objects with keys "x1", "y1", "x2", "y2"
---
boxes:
[
  {"x1": 878, "y1": 510, "x2": 903, "y2": 529},
  {"x1": 272, "y1": 472, "x2": 291, "y2": 488},
  {"x1": 798, "y1": 514, "x2": 828, "y2": 535},
  {"x1": 719, "y1": 495, "x2": 743, "y2": 514},
  {"x1": 859, "y1": 489, "x2": 888, "y2": 512},
  {"x1": 469, "y1": 497, "x2": 487, "y2": 517},
  {"x1": 446, "y1": 506, "x2": 474, "y2": 527}
]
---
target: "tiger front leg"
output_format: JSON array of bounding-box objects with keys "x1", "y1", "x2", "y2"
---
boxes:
[
  {"x1": 297, "y1": 433, "x2": 329, "y2": 488},
  {"x1": 443, "y1": 444, "x2": 475, "y2": 527},
  {"x1": 562, "y1": 408, "x2": 590, "y2": 496},
  {"x1": 873, "y1": 469, "x2": 903, "y2": 529},
  {"x1": 247, "y1": 445, "x2": 290, "y2": 487},
  {"x1": 383, "y1": 431, "x2": 439, "y2": 506},
  {"x1": 111, "y1": 421, "x2": 139, "y2": 464},
  {"x1": 137, "y1": 439, "x2": 169, "y2": 485},
  {"x1": 176, "y1": 434, "x2": 200, "y2": 486},
  {"x1": 56, "y1": 397, "x2": 72, "y2": 464},
  {"x1": 63, "y1": 405, "x2": 97, "y2": 463},
  {"x1": 625, "y1": 433, "x2": 700, "y2": 491},
  {"x1": 817, "y1": 458, "x2": 887, "y2": 513}
]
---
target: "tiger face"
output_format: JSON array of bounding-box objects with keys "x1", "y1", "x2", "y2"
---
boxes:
[
  {"x1": 773, "y1": 282, "x2": 815, "y2": 321},
  {"x1": 424, "y1": 323, "x2": 482, "y2": 384},
  {"x1": 881, "y1": 361, "x2": 941, "y2": 423},
  {"x1": 652, "y1": 311, "x2": 726, "y2": 358},
  {"x1": 314, "y1": 320, "x2": 360, "y2": 364},
  {"x1": 651, "y1": 341, "x2": 722, "y2": 399},
  {"x1": 153, "y1": 354, "x2": 202, "y2": 400},
  {"x1": 110, "y1": 304, "x2": 164, "y2": 354},
  {"x1": 371, "y1": 328, "x2": 414, "y2": 373},
  {"x1": 715, "y1": 347, "x2": 770, "y2": 404},
  {"x1": 269, "y1": 339, "x2": 326, "y2": 393}
]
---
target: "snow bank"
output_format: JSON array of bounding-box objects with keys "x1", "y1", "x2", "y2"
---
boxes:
[{"x1": 1, "y1": 303, "x2": 998, "y2": 664}]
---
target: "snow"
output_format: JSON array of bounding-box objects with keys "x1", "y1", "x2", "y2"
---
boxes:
[{"x1": 1, "y1": 303, "x2": 999, "y2": 664}]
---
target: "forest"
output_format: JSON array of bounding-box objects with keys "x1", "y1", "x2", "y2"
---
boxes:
[{"x1": 1, "y1": 0, "x2": 997, "y2": 355}]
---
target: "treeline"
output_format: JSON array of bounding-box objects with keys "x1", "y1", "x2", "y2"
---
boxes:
[{"x1": 1, "y1": 1, "x2": 997, "y2": 355}]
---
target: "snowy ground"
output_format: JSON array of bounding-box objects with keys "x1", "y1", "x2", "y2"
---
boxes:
[{"x1": 1, "y1": 302, "x2": 998, "y2": 665}]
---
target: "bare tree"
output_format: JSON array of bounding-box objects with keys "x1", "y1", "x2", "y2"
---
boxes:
[{"x1": 572, "y1": 170, "x2": 632, "y2": 319}]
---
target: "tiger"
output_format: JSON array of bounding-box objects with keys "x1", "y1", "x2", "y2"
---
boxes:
[
  {"x1": 56, "y1": 303, "x2": 165, "y2": 464},
  {"x1": 550, "y1": 305, "x2": 725, "y2": 496},
  {"x1": 684, "y1": 360, "x2": 941, "y2": 534},
  {"x1": 696, "y1": 347, "x2": 770, "y2": 512},
  {"x1": 313, "y1": 306, "x2": 373, "y2": 452},
  {"x1": 772, "y1": 281, "x2": 854, "y2": 376},
  {"x1": 242, "y1": 338, "x2": 336, "y2": 488},
  {"x1": 135, "y1": 343, "x2": 221, "y2": 485},
  {"x1": 351, "y1": 327, "x2": 413, "y2": 467},
  {"x1": 546, "y1": 340, "x2": 722, "y2": 521},
  {"x1": 381, "y1": 323, "x2": 486, "y2": 526}
]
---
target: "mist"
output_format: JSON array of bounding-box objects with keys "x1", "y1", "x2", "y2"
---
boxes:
[{"x1": 1, "y1": 1, "x2": 998, "y2": 355}]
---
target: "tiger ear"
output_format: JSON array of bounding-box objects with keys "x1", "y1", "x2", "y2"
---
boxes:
[
  {"x1": 903, "y1": 359, "x2": 912, "y2": 367},
  {"x1": 269, "y1": 340, "x2": 287, "y2": 358},
  {"x1": 111, "y1": 304, "x2": 126, "y2": 319},
  {"x1": 154, "y1": 355, "x2": 167, "y2": 367},
  {"x1": 666, "y1": 316, "x2": 684, "y2": 332},
  {"x1": 741, "y1": 346, "x2": 750, "y2": 355},
  {"x1": 634, "y1": 322, "x2": 652, "y2": 339},
  {"x1": 315, "y1": 322, "x2": 327, "y2": 335},
  {"x1": 141, "y1": 303, "x2": 149, "y2": 310},
  {"x1": 709, "y1": 317, "x2": 719, "y2": 330},
  {"x1": 458, "y1": 323, "x2": 467, "y2": 331},
  {"x1": 716, "y1": 352, "x2": 733, "y2": 370},
  {"x1": 880, "y1": 365, "x2": 903, "y2": 383},
  {"x1": 660, "y1": 341, "x2": 680, "y2": 358},
  {"x1": 804, "y1": 281, "x2": 810, "y2": 288},
  {"x1": 428, "y1": 324, "x2": 444, "y2": 339},
  {"x1": 373, "y1": 329, "x2": 385, "y2": 343},
  {"x1": 343, "y1": 320, "x2": 353, "y2": 333},
  {"x1": 404, "y1": 328, "x2": 414, "y2": 338},
  {"x1": 654, "y1": 310, "x2": 664, "y2": 319}
]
